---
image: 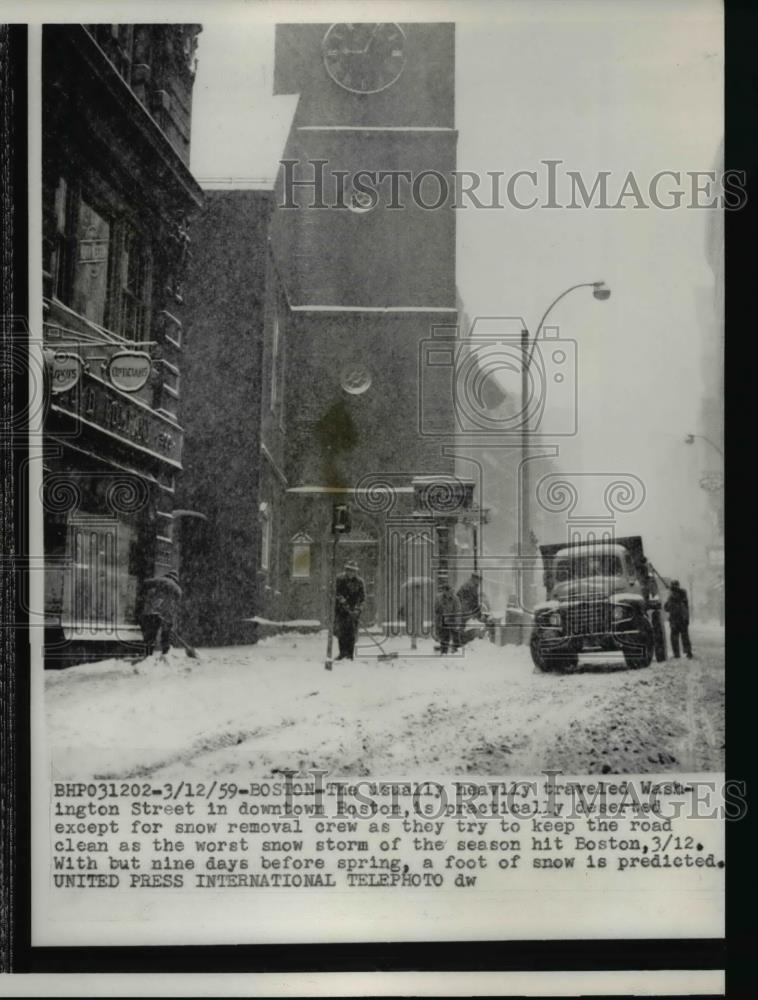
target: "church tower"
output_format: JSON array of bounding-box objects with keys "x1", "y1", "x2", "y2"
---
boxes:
[{"x1": 260, "y1": 23, "x2": 464, "y2": 628}]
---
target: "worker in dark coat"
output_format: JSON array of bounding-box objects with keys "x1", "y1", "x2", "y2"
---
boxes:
[
  {"x1": 140, "y1": 570, "x2": 182, "y2": 656},
  {"x1": 434, "y1": 575, "x2": 461, "y2": 655},
  {"x1": 334, "y1": 560, "x2": 365, "y2": 660},
  {"x1": 456, "y1": 571, "x2": 489, "y2": 644},
  {"x1": 457, "y1": 571, "x2": 484, "y2": 618},
  {"x1": 639, "y1": 556, "x2": 658, "y2": 601},
  {"x1": 664, "y1": 579, "x2": 693, "y2": 659}
]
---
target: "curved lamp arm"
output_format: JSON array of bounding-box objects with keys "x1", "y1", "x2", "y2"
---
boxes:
[
  {"x1": 525, "y1": 281, "x2": 609, "y2": 368},
  {"x1": 685, "y1": 433, "x2": 723, "y2": 459}
]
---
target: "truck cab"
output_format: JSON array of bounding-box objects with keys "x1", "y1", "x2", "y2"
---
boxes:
[{"x1": 531, "y1": 536, "x2": 667, "y2": 671}]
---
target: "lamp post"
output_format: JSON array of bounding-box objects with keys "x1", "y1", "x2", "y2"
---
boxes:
[
  {"x1": 685, "y1": 433, "x2": 723, "y2": 495},
  {"x1": 520, "y1": 281, "x2": 611, "y2": 606}
]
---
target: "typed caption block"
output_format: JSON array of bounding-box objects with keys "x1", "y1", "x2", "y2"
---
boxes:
[{"x1": 50, "y1": 774, "x2": 728, "y2": 892}]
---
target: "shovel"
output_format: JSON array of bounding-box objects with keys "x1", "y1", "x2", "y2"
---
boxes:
[
  {"x1": 129, "y1": 619, "x2": 197, "y2": 665},
  {"x1": 359, "y1": 625, "x2": 398, "y2": 661},
  {"x1": 172, "y1": 628, "x2": 198, "y2": 659}
]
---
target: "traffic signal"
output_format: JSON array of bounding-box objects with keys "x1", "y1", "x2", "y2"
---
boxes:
[{"x1": 332, "y1": 503, "x2": 352, "y2": 534}]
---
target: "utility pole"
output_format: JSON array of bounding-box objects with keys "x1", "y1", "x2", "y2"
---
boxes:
[
  {"x1": 324, "y1": 535, "x2": 339, "y2": 671},
  {"x1": 325, "y1": 503, "x2": 351, "y2": 670},
  {"x1": 520, "y1": 326, "x2": 531, "y2": 609},
  {"x1": 518, "y1": 281, "x2": 611, "y2": 611}
]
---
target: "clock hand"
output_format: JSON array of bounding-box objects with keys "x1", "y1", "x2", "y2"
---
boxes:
[
  {"x1": 361, "y1": 24, "x2": 381, "y2": 54},
  {"x1": 338, "y1": 25, "x2": 380, "y2": 56}
]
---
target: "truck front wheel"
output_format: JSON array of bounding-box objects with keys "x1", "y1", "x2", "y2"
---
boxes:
[
  {"x1": 623, "y1": 622, "x2": 654, "y2": 669},
  {"x1": 530, "y1": 633, "x2": 550, "y2": 671},
  {"x1": 530, "y1": 634, "x2": 577, "y2": 672}
]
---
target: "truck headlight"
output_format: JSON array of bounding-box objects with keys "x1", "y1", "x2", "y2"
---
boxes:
[
  {"x1": 547, "y1": 611, "x2": 561, "y2": 627},
  {"x1": 612, "y1": 604, "x2": 627, "y2": 622}
]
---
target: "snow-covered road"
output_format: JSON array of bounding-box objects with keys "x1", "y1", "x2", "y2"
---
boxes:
[{"x1": 45, "y1": 625, "x2": 725, "y2": 779}]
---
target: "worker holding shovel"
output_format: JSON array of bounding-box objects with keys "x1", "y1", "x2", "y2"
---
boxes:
[
  {"x1": 333, "y1": 560, "x2": 365, "y2": 660},
  {"x1": 140, "y1": 569, "x2": 183, "y2": 657}
]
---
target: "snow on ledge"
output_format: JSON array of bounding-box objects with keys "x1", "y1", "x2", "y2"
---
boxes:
[{"x1": 244, "y1": 616, "x2": 321, "y2": 628}]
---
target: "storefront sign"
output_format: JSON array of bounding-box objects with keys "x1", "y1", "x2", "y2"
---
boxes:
[
  {"x1": 107, "y1": 351, "x2": 152, "y2": 393},
  {"x1": 51, "y1": 370, "x2": 182, "y2": 470},
  {"x1": 45, "y1": 350, "x2": 83, "y2": 394}
]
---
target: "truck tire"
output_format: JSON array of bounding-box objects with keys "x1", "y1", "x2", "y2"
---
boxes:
[
  {"x1": 530, "y1": 634, "x2": 577, "y2": 672},
  {"x1": 530, "y1": 633, "x2": 550, "y2": 671},
  {"x1": 623, "y1": 622, "x2": 653, "y2": 669},
  {"x1": 553, "y1": 654, "x2": 579, "y2": 672},
  {"x1": 652, "y1": 611, "x2": 667, "y2": 662}
]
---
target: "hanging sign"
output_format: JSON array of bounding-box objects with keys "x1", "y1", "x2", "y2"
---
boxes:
[
  {"x1": 45, "y1": 350, "x2": 83, "y2": 394},
  {"x1": 107, "y1": 351, "x2": 152, "y2": 393}
]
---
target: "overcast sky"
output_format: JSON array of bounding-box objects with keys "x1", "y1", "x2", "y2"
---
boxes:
[{"x1": 190, "y1": 0, "x2": 723, "y2": 582}]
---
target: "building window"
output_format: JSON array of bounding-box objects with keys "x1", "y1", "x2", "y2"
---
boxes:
[
  {"x1": 116, "y1": 225, "x2": 152, "y2": 341},
  {"x1": 291, "y1": 533, "x2": 313, "y2": 579},
  {"x1": 270, "y1": 310, "x2": 286, "y2": 428},
  {"x1": 86, "y1": 24, "x2": 135, "y2": 86},
  {"x1": 278, "y1": 332, "x2": 287, "y2": 429},
  {"x1": 259, "y1": 502, "x2": 271, "y2": 572},
  {"x1": 270, "y1": 316, "x2": 280, "y2": 410},
  {"x1": 71, "y1": 196, "x2": 112, "y2": 327},
  {"x1": 50, "y1": 178, "x2": 155, "y2": 341},
  {"x1": 51, "y1": 176, "x2": 68, "y2": 300}
]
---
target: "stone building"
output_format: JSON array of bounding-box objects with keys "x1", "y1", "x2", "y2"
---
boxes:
[
  {"x1": 178, "y1": 23, "x2": 473, "y2": 642},
  {"x1": 175, "y1": 189, "x2": 276, "y2": 646},
  {"x1": 41, "y1": 24, "x2": 203, "y2": 664},
  {"x1": 264, "y1": 22, "x2": 465, "y2": 630}
]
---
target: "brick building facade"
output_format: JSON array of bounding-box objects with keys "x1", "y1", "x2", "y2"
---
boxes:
[
  {"x1": 178, "y1": 23, "x2": 469, "y2": 640},
  {"x1": 42, "y1": 24, "x2": 203, "y2": 664}
]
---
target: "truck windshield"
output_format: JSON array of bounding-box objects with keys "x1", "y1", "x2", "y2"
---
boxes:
[{"x1": 555, "y1": 554, "x2": 623, "y2": 581}]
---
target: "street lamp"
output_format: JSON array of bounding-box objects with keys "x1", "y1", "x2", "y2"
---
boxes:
[
  {"x1": 685, "y1": 433, "x2": 723, "y2": 497},
  {"x1": 520, "y1": 281, "x2": 611, "y2": 606},
  {"x1": 684, "y1": 433, "x2": 723, "y2": 459}
]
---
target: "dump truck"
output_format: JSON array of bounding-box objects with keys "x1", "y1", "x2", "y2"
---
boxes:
[{"x1": 530, "y1": 536, "x2": 667, "y2": 671}]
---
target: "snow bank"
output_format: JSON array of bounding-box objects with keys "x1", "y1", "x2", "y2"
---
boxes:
[
  {"x1": 45, "y1": 627, "x2": 723, "y2": 779},
  {"x1": 46, "y1": 634, "x2": 532, "y2": 779}
]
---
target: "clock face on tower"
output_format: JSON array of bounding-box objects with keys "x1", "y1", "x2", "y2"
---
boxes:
[{"x1": 322, "y1": 23, "x2": 407, "y2": 94}]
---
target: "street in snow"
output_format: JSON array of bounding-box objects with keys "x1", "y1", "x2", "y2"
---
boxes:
[{"x1": 46, "y1": 625, "x2": 724, "y2": 781}]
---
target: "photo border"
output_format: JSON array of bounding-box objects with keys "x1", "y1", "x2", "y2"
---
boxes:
[{"x1": 0, "y1": 0, "x2": 747, "y2": 989}]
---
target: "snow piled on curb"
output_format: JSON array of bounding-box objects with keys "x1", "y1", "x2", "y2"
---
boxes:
[
  {"x1": 45, "y1": 626, "x2": 723, "y2": 779},
  {"x1": 46, "y1": 634, "x2": 532, "y2": 779}
]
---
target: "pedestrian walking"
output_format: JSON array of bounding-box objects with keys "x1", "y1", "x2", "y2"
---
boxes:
[
  {"x1": 664, "y1": 579, "x2": 693, "y2": 659},
  {"x1": 334, "y1": 560, "x2": 365, "y2": 660},
  {"x1": 140, "y1": 569, "x2": 182, "y2": 656},
  {"x1": 434, "y1": 574, "x2": 461, "y2": 655}
]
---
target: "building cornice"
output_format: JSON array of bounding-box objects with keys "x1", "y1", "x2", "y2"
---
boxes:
[{"x1": 49, "y1": 25, "x2": 203, "y2": 211}]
